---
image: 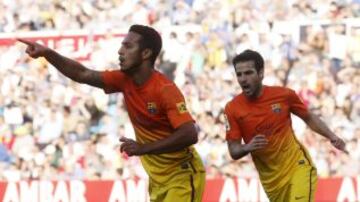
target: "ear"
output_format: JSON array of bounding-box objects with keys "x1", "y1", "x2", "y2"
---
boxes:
[
  {"x1": 259, "y1": 69, "x2": 264, "y2": 79},
  {"x1": 142, "y1": 48, "x2": 152, "y2": 60}
]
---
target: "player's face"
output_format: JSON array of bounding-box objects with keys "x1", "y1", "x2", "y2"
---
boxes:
[
  {"x1": 234, "y1": 60, "x2": 263, "y2": 98},
  {"x1": 118, "y1": 32, "x2": 143, "y2": 73}
]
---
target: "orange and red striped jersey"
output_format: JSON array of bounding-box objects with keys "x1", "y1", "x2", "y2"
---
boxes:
[{"x1": 224, "y1": 85, "x2": 315, "y2": 192}]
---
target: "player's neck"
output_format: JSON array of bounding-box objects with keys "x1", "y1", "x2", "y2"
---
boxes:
[
  {"x1": 132, "y1": 65, "x2": 155, "y2": 86},
  {"x1": 248, "y1": 84, "x2": 264, "y2": 100}
]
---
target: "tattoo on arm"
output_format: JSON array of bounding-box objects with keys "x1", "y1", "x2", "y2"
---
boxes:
[
  {"x1": 81, "y1": 70, "x2": 104, "y2": 89},
  {"x1": 44, "y1": 50, "x2": 104, "y2": 89}
]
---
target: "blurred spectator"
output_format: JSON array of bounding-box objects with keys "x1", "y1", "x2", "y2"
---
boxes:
[{"x1": 0, "y1": 0, "x2": 359, "y2": 180}]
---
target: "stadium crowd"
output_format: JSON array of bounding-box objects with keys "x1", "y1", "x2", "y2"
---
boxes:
[{"x1": 0, "y1": 0, "x2": 359, "y2": 181}]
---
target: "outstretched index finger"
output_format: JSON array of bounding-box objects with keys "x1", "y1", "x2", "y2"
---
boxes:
[
  {"x1": 342, "y1": 148, "x2": 349, "y2": 155},
  {"x1": 119, "y1": 137, "x2": 131, "y2": 143},
  {"x1": 17, "y1": 38, "x2": 35, "y2": 46}
]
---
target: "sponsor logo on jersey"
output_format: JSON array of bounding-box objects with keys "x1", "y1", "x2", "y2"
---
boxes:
[{"x1": 176, "y1": 102, "x2": 187, "y2": 114}]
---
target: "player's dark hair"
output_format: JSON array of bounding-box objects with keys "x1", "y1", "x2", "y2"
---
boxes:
[
  {"x1": 232, "y1": 49, "x2": 264, "y2": 73},
  {"x1": 129, "y1": 24, "x2": 162, "y2": 66}
]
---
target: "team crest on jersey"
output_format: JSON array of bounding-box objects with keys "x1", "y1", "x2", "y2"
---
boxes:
[
  {"x1": 176, "y1": 102, "x2": 187, "y2": 114},
  {"x1": 147, "y1": 102, "x2": 157, "y2": 114},
  {"x1": 271, "y1": 103, "x2": 282, "y2": 113}
]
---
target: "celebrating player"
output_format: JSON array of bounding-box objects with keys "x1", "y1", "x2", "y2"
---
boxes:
[
  {"x1": 18, "y1": 24, "x2": 205, "y2": 202},
  {"x1": 224, "y1": 49, "x2": 348, "y2": 201}
]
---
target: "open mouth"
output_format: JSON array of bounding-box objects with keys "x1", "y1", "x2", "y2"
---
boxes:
[
  {"x1": 242, "y1": 84, "x2": 251, "y2": 94},
  {"x1": 119, "y1": 57, "x2": 125, "y2": 65}
]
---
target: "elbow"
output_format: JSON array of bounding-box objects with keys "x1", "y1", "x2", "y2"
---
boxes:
[
  {"x1": 229, "y1": 152, "x2": 240, "y2": 160},
  {"x1": 76, "y1": 74, "x2": 87, "y2": 84},
  {"x1": 182, "y1": 122, "x2": 199, "y2": 145},
  {"x1": 227, "y1": 141, "x2": 247, "y2": 160},
  {"x1": 228, "y1": 146, "x2": 245, "y2": 160},
  {"x1": 75, "y1": 69, "x2": 91, "y2": 84},
  {"x1": 188, "y1": 131, "x2": 198, "y2": 145}
]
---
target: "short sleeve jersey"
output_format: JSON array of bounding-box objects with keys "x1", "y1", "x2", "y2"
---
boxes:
[
  {"x1": 224, "y1": 86, "x2": 315, "y2": 192},
  {"x1": 102, "y1": 70, "x2": 200, "y2": 184}
]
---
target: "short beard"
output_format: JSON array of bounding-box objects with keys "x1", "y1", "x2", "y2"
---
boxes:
[
  {"x1": 120, "y1": 62, "x2": 142, "y2": 75},
  {"x1": 251, "y1": 83, "x2": 263, "y2": 98}
]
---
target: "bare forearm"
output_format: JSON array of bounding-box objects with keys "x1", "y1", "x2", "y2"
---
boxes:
[
  {"x1": 43, "y1": 48, "x2": 90, "y2": 83},
  {"x1": 304, "y1": 112, "x2": 348, "y2": 153},
  {"x1": 228, "y1": 143, "x2": 250, "y2": 160},
  {"x1": 142, "y1": 125, "x2": 197, "y2": 155},
  {"x1": 305, "y1": 113, "x2": 336, "y2": 140}
]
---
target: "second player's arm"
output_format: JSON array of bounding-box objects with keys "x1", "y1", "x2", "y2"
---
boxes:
[
  {"x1": 302, "y1": 112, "x2": 348, "y2": 153},
  {"x1": 302, "y1": 112, "x2": 337, "y2": 140},
  {"x1": 227, "y1": 140, "x2": 251, "y2": 160},
  {"x1": 227, "y1": 135, "x2": 268, "y2": 160}
]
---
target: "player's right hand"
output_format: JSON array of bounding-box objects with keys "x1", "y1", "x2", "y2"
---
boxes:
[
  {"x1": 119, "y1": 137, "x2": 144, "y2": 156},
  {"x1": 17, "y1": 38, "x2": 48, "y2": 58},
  {"x1": 330, "y1": 135, "x2": 349, "y2": 154},
  {"x1": 246, "y1": 134, "x2": 268, "y2": 152}
]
